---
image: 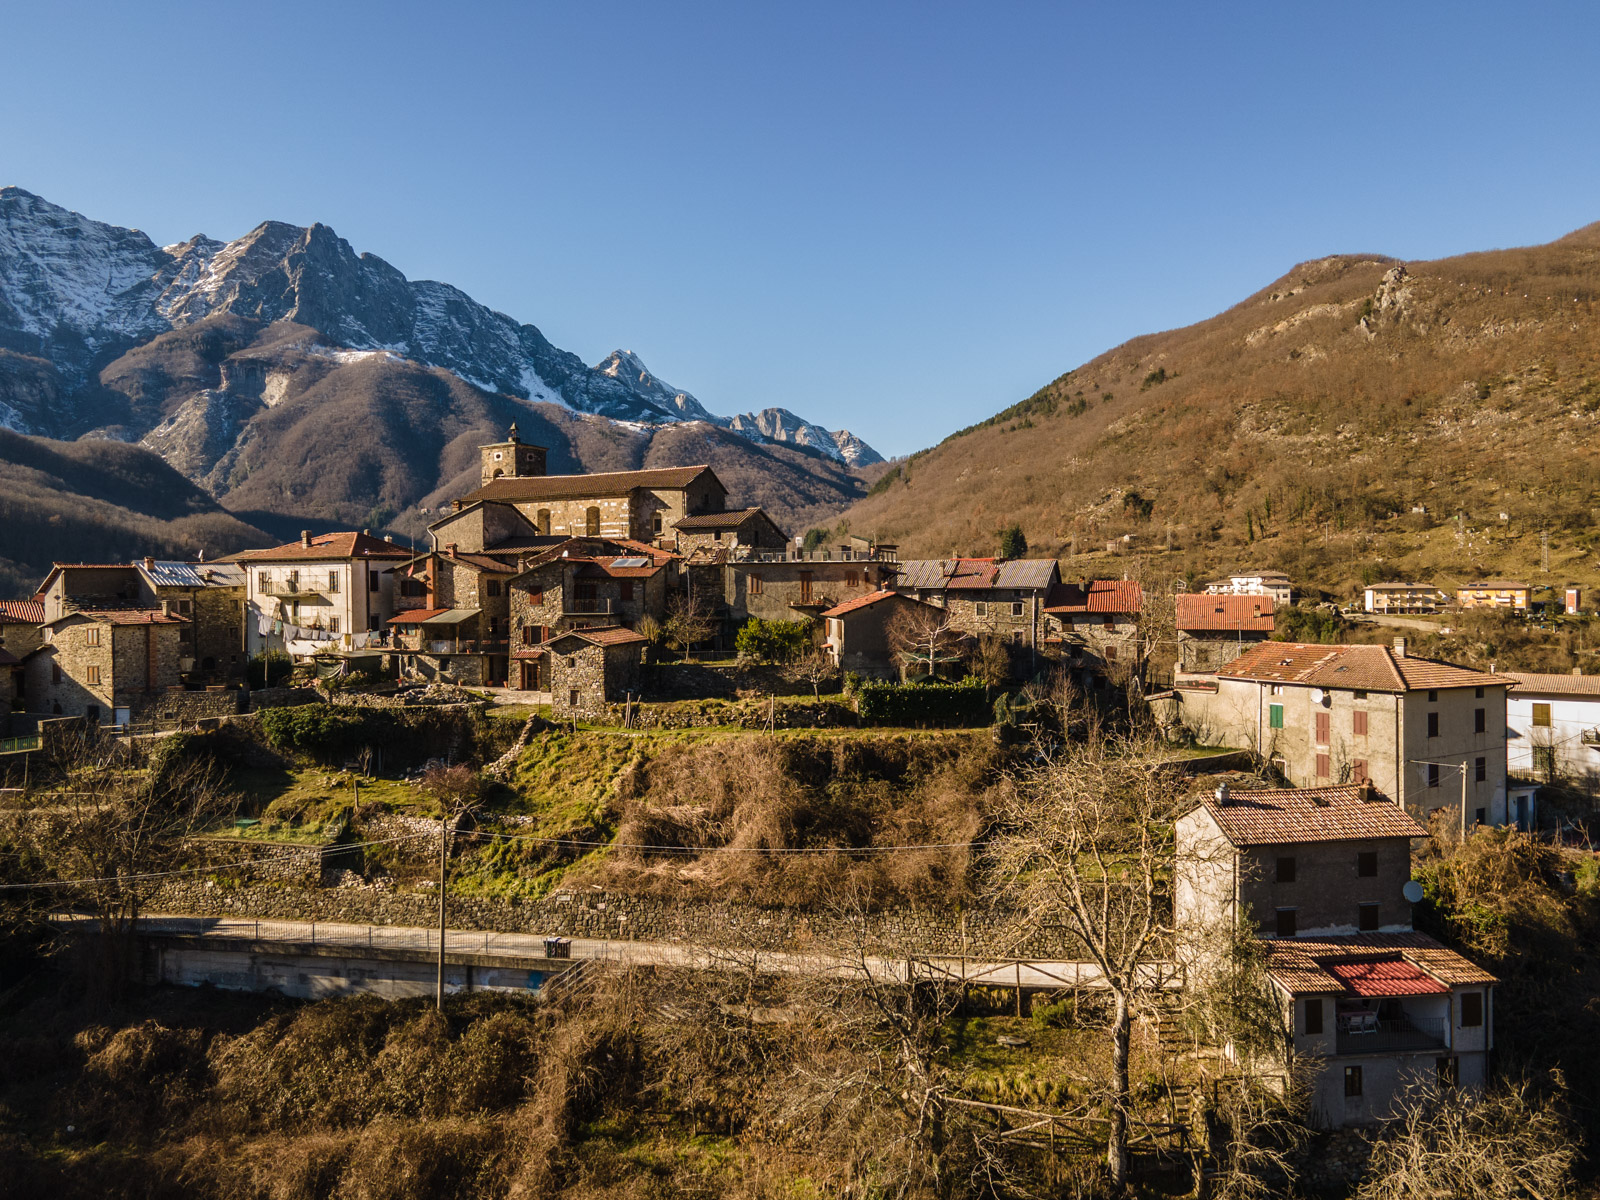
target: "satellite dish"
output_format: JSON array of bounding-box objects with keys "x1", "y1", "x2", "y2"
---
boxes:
[
  {"x1": 1310, "y1": 688, "x2": 1324, "y2": 704},
  {"x1": 1403, "y1": 880, "x2": 1424, "y2": 904}
]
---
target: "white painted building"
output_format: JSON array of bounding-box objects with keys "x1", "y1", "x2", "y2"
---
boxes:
[
  {"x1": 1363, "y1": 583, "x2": 1449, "y2": 614},
  {"x1": 237, "y1": 531, "x2": 411, "y2": 660},
  {"x1": 1501, "y1": 672, "x2": 1600, "y2": 800},
  {"x1": 1205, "y1": 570, "x2": 1294, "y2": 605}
]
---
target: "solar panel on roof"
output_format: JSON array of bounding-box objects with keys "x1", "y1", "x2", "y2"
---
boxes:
[{"x1": 610, "y1": 556, "x2": 650, "y2": 568}]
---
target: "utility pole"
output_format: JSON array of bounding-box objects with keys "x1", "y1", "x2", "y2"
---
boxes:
[
  {"x1": 1541, "y1": 530, "x2": 1550, "y2": 574},
  {"x1": 437, "y1": 812, "x2": 448, "y2": 1009}
]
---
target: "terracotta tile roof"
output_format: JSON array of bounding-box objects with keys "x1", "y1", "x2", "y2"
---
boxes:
[
  {"x1": 458, "y1": 466, "x2": 719, "y2": 506},
  {"x1": 0, "y1": 600, "x2": 44, "y2": 624},
  {"x1": 236, "y1": 532, "x2": 412, "y2": 561},
  {"x1": 1176, "y1": 594, "x2": 1275, "y2": 633},
  {"x1": 1264, "y1": 934, "x2": 1496, "y2": 996},
  {"x1": 480, "y1": 536, "x2": 568, "y2": 554},
  {"x1": 51, "y1": 608, "x2": 186, "y2": 626},
  {"x1": 821, "y1": 589, "x2": 904, "y2": 618},
  {"x1": 673, "y1": 508, "x2": 767, "y2": 531},
  {"x1": 511, "y1": 537, "x2": 681, "y2": 579},
  {"x1": 1322, "y1": 959, "x2": 1449, "y2": 997},
  {"x1": 1045, "y1": 579, "x2": 1144, "y2": 615},
  {"x1": 387, "y1": 608, "x2": 451, "y2": 624},
  {"x1": 548, "y1": 626, "x2": 649, "y2": 649},
  {"x1": 1193, "y1": 785, "x2": 1428, "y2": 845},
  {"x1": 896, "y1": 558, "x2": 1058, "y2": 592},
  {"x1": 576, "y1": 556, "x2": 668, "y2": 579},
  {"x1": 1218, "y1": 642, "x2": 1501, "y2": 692},
  {"x1": 1500, "y1": 672, "x2": 1600, "y2": 697}
]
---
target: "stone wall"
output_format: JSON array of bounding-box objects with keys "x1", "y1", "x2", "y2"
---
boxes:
[
  {"x1": 126, "y1": 685, "x2": 246, "y2": 724},
  {"x1": 247, "y1": 686, "x2": 323, "y2": 711},
  {"x1": 648, "y1": 661, "x2": 841, "y2": 700},
  {"x1": 600, "y1": 697, "x2": 857, "y2": 730},
  {"x1": 148, "y1": 878, "x2": 1086, "y2": 958}
]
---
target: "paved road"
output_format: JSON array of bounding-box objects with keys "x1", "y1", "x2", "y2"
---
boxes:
[{"x1": 129, "y1": 913, "x2": 1178, "y2": 990}]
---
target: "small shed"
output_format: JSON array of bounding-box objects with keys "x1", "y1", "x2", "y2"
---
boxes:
[{"x1": 545, "y1": 627, "x2": 648, "y2": 716}]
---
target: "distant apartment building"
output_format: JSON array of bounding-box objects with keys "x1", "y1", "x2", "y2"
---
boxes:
[
  {"x1": 1501, "y1": 671, "x2": 1600, "y2": 802},
  {"x1": 1455, "y1": 580, "x2": 1530, "y2": 612},
  {"x1": 1363, "y1": 583, "x2": 1449, "y2": 615},
  {"x1": 1205, "y1": 570, "x2": 1294, "y2": 605},
  {"x1": 1177, "y1": 639, "x2": 1510, "y2": 828}
]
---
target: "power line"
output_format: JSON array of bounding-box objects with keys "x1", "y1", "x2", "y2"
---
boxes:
[{"x1": 456, "y1": 827, "x2": 989, "y2": 856}]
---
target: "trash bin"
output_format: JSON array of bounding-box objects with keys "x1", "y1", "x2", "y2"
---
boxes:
[{"x1": 544, "y1": 936, "x2": 570, "y2": 959}]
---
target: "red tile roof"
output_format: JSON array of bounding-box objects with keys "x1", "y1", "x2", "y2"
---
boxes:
[
  {"x1": 1176, "y1": 593, "x2": 1275, "y2": 633},
  {"x1": 0, "y1": 600, "x2": 44, "y2": 624},
  {"x1": 821, "y1": 589, "x2": 903, "y2": 618},
  {"x1": 1192, "y1": 785, "x2": 1428, "y2": 845},
  {"x1": 458, "y1": 466, "x2": 719, "y2": 506},
  {"x1": 548, "y1": 626, "x2": 649, "y2": 648},
  {"x1": 1500, "y1": 672, "x2": 1600, "y2": 697},
  {"x1": 387, "y1": 608, "x2": 451, "y2": 624},
  {"x1": 1044, "y1": 579, "x2": 1144, "y2": 615},
  {"x1": 1218, "y1": 642, "x2": 1501, "y2": 692},
  {"x1": 1322, "y1": 958, "x2": 1449, "y2": 997},
  {"x1": 237, "y1": 532, "x2": 412, "y2": 562},
  {"x1": 1264, "y1": 934, "x2": 1496, "y2": 996},
  {"x1": 673, "y1": 508, "x2": 768, "y2": 531},
  {"x1": 52, "y1": 608, "x2": 186, "y2": 626}
]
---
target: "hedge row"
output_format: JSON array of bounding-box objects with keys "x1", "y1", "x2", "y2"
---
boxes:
[{"x1": 856, "y1": 679, "x2": 990, "y2": 727}]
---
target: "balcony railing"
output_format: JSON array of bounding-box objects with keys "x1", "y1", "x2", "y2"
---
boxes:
[
  {"x1": 564, "y1": 599, "x2": 615, "y2": 615},
  {"x1": 1335, "y1": 1015, "x2": 1447, "y2": 1055}
]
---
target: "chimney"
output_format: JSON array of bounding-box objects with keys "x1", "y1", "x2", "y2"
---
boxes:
[
  {"x1": 1214, "y1": 781, "x2": 1231, "y2": 806},
  {"x1": 363, "y1": 528, "x2": 370, "y2": 536},
  {"x1": 143, "y1": 556, "x2": 154, "y2": 571},
  {"x1": 1359, "y1": 778, "x2": 1377, "y2": 803},
  {"x1": 160, "y1": 599, "x2": 171, "y2": 617},
  {"x1": 384, "y1": 535, "x2": 394, "y2": 543},
  {"x1": 301, "y1": 530, "x2": 312, "y2": 548},
  {"x1": 445, "y1": 542, "x2": 458, "y2": 558},
  {"x1": 1392, "y1": 636, "x2": 1407, "y2": 657},
  {"x1": 197, "y1": 549, "x2": 205, "y2": 562}
]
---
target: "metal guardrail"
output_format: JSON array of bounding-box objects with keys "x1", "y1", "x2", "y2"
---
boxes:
[
  {"x1": 1336, "y1": 1016, "x2": 1447, "y2": 1055},
  {"x1": 0, "y1": 735, "x2": 42, "y2": 755}
]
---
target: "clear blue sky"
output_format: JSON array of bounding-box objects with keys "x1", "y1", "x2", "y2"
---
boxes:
[{"x1": 4, "y1": 2, "x2": 1598, "y2": 457}]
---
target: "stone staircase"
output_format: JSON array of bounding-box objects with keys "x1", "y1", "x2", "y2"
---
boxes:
[{"x1": 485, "y1": 713, "x2": 542, "y2": 778}]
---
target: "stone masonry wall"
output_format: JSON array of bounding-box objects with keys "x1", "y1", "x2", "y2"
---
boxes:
[{"x1": 149, "y1": 878, "x2": 1085, "y2": 958}]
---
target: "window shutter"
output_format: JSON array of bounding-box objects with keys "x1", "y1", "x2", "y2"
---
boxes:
[
  {"x1": 1315, "y1": 711, "x2": 1330, "y2": 745},
  {"x1": 1352, "y1": 710, "x2": 1368, "y2": 736}
]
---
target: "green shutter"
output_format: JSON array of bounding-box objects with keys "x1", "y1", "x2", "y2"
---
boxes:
[{"x1": 1269, "y1": 703, "x2": 1284, "y2": 730}]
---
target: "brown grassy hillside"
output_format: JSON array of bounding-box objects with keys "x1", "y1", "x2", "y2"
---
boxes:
[{"x1": 841, "y1": 224, "x2": 1600, "y2": 598}]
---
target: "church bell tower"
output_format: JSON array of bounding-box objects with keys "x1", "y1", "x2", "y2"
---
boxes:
[{"x1": 480, "y1": 422, "x2": 548, "y2": 486}]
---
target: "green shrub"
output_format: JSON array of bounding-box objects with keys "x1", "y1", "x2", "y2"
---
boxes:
[
  {"x1": 857, "y1": 678, "x2": 989, "y2": 727},
  {"x1": 998, "y1": 522, "x2": 1028, "y2": 560},
  {"x1": 248, "y1": 650, "x2": 293, "y2": 689},
  {"x1": 258, "y1": 706, "x2": 376, "y2": 757},
  {"x1": 734, "y1": 617, "x2": 813, "y2": 663},
  {"x1": 1031, "y1": 995, "x2": 1077, "y2": 1029}
]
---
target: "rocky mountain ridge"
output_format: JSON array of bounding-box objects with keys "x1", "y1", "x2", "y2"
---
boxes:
[{"x1": 0, "y1": 186, "x2": 882, "y2": 465}]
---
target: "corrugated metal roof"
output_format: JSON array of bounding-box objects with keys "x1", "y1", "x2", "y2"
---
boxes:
[{"x1": 896, "y1": 558, "x2": 1057, "y2": 592}]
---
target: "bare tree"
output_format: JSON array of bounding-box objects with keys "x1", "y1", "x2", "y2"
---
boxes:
[
  {"x1": 885, "y1": 603, "x2": 966, "y2": 682},
  {"x1": 787, "y1": 645, "x2": 838, "y2": 701},
  {"x1": 663, "y1": 591, "x2": 719, "y2": 662},
  {"x1": 970, "y1": 630, "x2": 1014, "y2": 692},
  {"x1": 985, "y1": 735, "x2": 1187, "y2": 1190},
  {"x1": 21, "y1": 732, "x2": 229, "y2": 1001},
  {"x1": 1355, "y1": 1078, "x2": 1577, "y2": 1200}
]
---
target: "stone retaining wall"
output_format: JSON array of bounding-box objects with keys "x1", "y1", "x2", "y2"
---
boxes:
[{"x1": 149, "y1": 879, "x2": 1085, "y2": 959}]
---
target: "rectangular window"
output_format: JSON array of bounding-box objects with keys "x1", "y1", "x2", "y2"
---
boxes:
[
  {"x1": 52, "y1": 663, "x2": 61, "y2": 684},
  {"x1": 1275, "y1": 908, "x2": 1297, "y2": 938},
  {"x1": 1352, "y1": 758, "x2": 1370, "y2": 784},
  {"x1": 1344, "y1": 1066, "x2": 1363, "y2": 1098},
  {"x1": 1427, "y1": 711, "x2": 1439, "y2": 738},
  {"x1": 1303, "y1": 997, "x2": 1323, "y2": 1036},
  {"x1": 86, "y1": 627, "x2": 101, "y2": 647},
  {"x1": 1532, "y1": 702, "x2": 1552, "y2": 728},
  {"x1": 1428, "y1": 689, "x2": 1438, "y2": 702},
  {"x1": 521, "y1": 626, "x2": 536, "y2": 647},
  {"x1": 487, "y1": 580, "x2": 501, "y2": 597},
  {"x1": 1474, "y1": 707, "x2": 1485, "y2": 734},
  {"x1": 1102, "y1": 616, "x2": 1115, "y2": 630},
  {"x1": 1104, "y1": 645, "x2": 1117, "y2": 662},
  {"x1": 1534, "y1": 745, "x2": 1556, "y2": 778},
  {"x1": 568, "y1": 689, "x2": 579, "y2": 707},
  {"x1": 287, "y1": 571, "x2": 299, "y2": 592},
  {"x1": 1352, "y1": 709, "x2": 1368, "y2": 737},
  {"x1": 1268, "y1": 703, "x2": 1284, "y2": 730},
  {"x1": 1276, "y1": 856, "x2": 1296, "y2": 883},
  {"x1": 1315, "y1": 753, "x2": 1331, "y2": 778},
  {"x1": 748, "y1": 573, "x2": 763, "y2": 596},
  {"x1": 1428, "y1": 763, "x2": 1441, "y2": 789},
  {"x1": 1315, "y1": 711, "x2": 1330, "y2": 745},
  {"x1": 369, "y1": 571, "x2": 380, "y2": 592},
  {"x1": 1358, "y1": 903, "x2": 1380, "y2": 932},
  {"x1": 1270, "y1": 684, "x2": 1284, "y2": 696},
  {"x1": 177, "y1": 598, "x2": 192, "y2": 614},
  {"x1": 1460, "y1": 992, "x2": 1483, "y2": 1027},
  {"x1": 258, "y1": 571, "x2": 269, "y2": 591},
  {"x1": 1358, "y1": 851, "x2": 1377, "y2": 877},
  {"x1": 327, "y1": 571, "x2": 339, "y2": 593},
  {"x1": 1475, "y1": 756, "x2": 1486, "y2": 782},
  {"x1": 1012, "y1": 601, "x2": 1025, "y2": 617},
  {"x1": 329, "y1": 616, "x2": 340, "y2": 634},
  {"x1": 619, "y1": 581, "x2": 634, "y2": 602},
  {"x1": 528, "y1": 587, "x2": 544, "y2": 605},
  {"x1": 86, "y1": 664, "x2": 101, "y2": 686},
  {"x1": 1437, "y1": 1056, "x2": 1459, "y2": 1088},
  {"x1": 974, "y1": 601, "x2": 989, "y2": 617},
  {"x1": 1353, "y1": 690, "x2": 1368, "y2": 700},
  {"x1": 799, "y1": 572, "x2": 813, "y2": 604}
]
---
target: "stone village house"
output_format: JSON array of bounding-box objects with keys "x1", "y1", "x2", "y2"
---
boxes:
[
  {"x1": 545, "y1": 626, "x2": 649, "y2": 717},
  {"x1": 1176, "y1": 783, "x2": 1495, "y2": 1128},
  {"x1": 26, "y1": 606, "x2": 192, "y2": 726},
  {"x1": 1177, "y1": 639, "x2": 1511, "y2": 829},
  {"x1": 383, "y1": 545, "x2": 516, "y2": 686},
  {"x1": 1174, "y1": 593, "x2": 1275, "y2": 673},
  {"x1": 239, "y1": 531, "x2": 411, "y2": 659},
  {"x1": 1041, "y1": 578, "x2": 1143, "y2": 684},
  {"x1": 820, "y1": 588, "x2": 945, "y2": 680}
]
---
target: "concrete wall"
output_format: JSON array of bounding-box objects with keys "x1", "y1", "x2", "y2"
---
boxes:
[{"x1": 1507, "y1": 688, "x2": 1600, "y2": 793}]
